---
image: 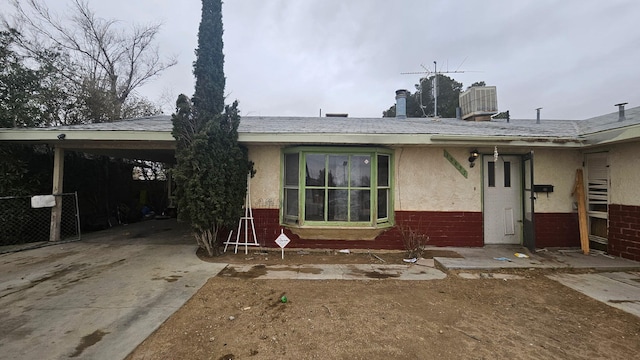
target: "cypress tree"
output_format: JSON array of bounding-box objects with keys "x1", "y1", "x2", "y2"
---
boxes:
[
  {"x1": 171, "y1": 0, "x2": 252, "y2": 256},
  {"x1": 192, "y1": 0, "x2": 225, "y2": 117}
]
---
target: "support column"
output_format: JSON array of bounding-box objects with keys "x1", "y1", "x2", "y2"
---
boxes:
[
  {"x1": 49, "y1": 147, "x2": 65, "y2": 242},
  {"x1": 167, "y1": 170, "x2": 173, "y2": 203}
]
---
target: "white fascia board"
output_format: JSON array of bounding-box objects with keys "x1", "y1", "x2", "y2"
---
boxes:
[
  {"x1": 0, "y1": 129, "x2": 173, "y2": 142},
  {"x1": 431, "y1": 134, "x2": 584, "y2": 147},
  {"x1": 238, "y1": 133, "x2": 584, "y2": 147},
  {"x1": 238, "y1": 133, "x2": 435, "y2": 145},
  {"x1": 583, "y1": 124, "x2": 640, "y2": 146}
]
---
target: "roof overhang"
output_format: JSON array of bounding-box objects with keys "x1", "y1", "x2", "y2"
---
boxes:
[
  {"x1": 239, "y1": 132, "x2": 585, "y2": 148},
  {"x1": 581, "y1": 123, "x2": 640, "y2": 147},
  {"x1": 0, "y1": 129, "x2": 176, "y2": 163},
  {"x1": 2, "y1": 113, "x2": 640, "y2": 161}
]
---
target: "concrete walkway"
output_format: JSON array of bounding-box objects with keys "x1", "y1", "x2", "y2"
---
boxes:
[
  {"x1": 224, "y1": 262, "x2": 446, "y2": 280},
  {"x1": 0, "y1": 221, "x2": 225, "y2": 360},
  {"x1": 548, "y1": 271, "x2": 640, "y2": 318},
  {"x1": 433, "y1": 245, "x2": 640, "y2": 271}
]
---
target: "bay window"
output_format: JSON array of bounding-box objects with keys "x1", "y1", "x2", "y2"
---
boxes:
[{"x1": 282, "y1": 147, "x2": 392, "y2": 227}]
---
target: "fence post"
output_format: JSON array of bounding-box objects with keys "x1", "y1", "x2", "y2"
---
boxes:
[{"x1": 50, "y1": 147, "x2": 65, "y2": 241}]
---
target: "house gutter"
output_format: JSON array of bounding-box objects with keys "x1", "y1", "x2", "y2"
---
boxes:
[
  {"x1": 0, "y1": 129, "x2": 173, "y2": 142},
  {"x1": 239, "y1": 133, "x2": 585, "y2": 147},
  {"x1": 417, "y1": 134, "x2": 583, "y2": 147}
]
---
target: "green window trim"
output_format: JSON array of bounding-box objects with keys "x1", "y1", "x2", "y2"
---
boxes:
[{"x1": 281, "y1": 146, "x2": 394, "y2": 228}]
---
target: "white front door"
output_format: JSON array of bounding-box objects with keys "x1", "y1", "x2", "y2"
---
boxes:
[{"x1": 484, "y1": 155, "x2": 522, "y2": 244}]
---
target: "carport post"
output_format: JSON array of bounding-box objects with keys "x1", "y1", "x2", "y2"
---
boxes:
[{"x1": 49, "y1": 147, "x2": 64, "y2": 242}]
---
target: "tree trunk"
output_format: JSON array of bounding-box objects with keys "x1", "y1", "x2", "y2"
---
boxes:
[{"x1": 194, "y1": 225, "x2": 221, "y2": 257}]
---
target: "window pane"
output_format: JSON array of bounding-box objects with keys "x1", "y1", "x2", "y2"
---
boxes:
[
  {"x1": 328, "y1": 189, "x2": 348, "y2": 221},
  {"x1": 284, "y1": 189, "x2": 298, "y2": 217},
  {"x1": 350, "y1": 155, "x2": 371, "y2": 187},
  {"x1": 504, "y1": 161, "x2": 511, "y2": 188},
  {"x1": 377, "y1": 189, "x2": 388, "y2": 219},
  {"x1": 350, "y1": 190, "x2": 370, "y2": 222},
  {"x1": 283, "y1": 148, "x2": 391, "y2": 226},
  {"x1": 305, "y1": 154, "x2": 325, "y2": 186},
  {"x1": 328, "y1": 155, "x2": 348, "y2": 187},
  {"x1": 378, "y1": 154, "x2": 389, "y2": 187},
  {"x1": 488, "y1": 161, "x2": 495, "y2": 187},
  {"x1": 305, "y1": 189, "x2": 324, "y2": 221},
  {"x1": 284, "y1": 153, "x2": 299, "y2": 186}
]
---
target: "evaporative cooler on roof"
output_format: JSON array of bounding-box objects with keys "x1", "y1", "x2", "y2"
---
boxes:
[{"x1": 459, "y1": 86, "x2": 498, "y2": 121}]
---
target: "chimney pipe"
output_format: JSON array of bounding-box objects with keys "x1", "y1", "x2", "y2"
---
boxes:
[
  {"x1": 615, "y1": 102, "x2": 628, "y2": 122},
  {"x1": 536, "y1": 107, "x2": 542, "y2": 124},
  {"x1": 395, "y1": 89, "x2": 407, "y2": 119},
  {"x1": 456, "y1": 107, "x2": 462, "y2": 120}
]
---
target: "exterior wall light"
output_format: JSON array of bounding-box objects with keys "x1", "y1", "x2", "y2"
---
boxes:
[
  {"x1": 468, "y1": 149, "x2": 479, "y2": 168},
  {"x1": 57, "y1": 133, "x2": 66, "y2": 140}
]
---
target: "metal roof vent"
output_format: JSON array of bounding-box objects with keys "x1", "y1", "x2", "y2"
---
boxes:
[
  {"x1": 395, "y1": 89, "x2": 407, "y2": 119},
  {"x1": 536, "y1": 107, "x2": 542, "y2": 124},
  {"x1": 615, "y1": 102, "x2": 628, "y2": 122}
]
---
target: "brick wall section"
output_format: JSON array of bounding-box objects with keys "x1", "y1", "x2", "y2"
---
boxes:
[
  {"x1": 248, "y1": 209, "x2": 483, "y2": 249},
  {"x1": 608, "y1": 204, "x2": 640, "y2": 261},
  {"x1": 250, "y1": 209, "x2": 286, "y2": 247},
  {"x1": 534, "y1": 213, "x2": 580, "y2": 248},
  {"x1": 388, "y1": 211, "x2": 484, "y2": 247}
]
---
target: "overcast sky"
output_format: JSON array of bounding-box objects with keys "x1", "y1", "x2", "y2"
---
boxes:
[{"x1": 5, "y1": 0, "x2": 640, "y2": 120}]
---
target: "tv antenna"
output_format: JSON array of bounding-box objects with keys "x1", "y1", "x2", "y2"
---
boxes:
[{"x1": 401, "y1": 59, "x2": 476, "y2": 117}]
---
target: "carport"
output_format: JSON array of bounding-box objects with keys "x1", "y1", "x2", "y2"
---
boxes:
[{"x1": 0, "y1": 116, "x2": 176, "y2": 242}]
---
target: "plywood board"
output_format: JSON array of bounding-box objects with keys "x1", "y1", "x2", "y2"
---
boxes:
[{"x1": 572, "y1": 169, "x2": 590, "y2": 255}]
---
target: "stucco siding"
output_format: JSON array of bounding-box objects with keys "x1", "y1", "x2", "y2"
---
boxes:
[
  {"x1": 609, "y1": 142, "x2": 640, "y2": 206},
  {"x1": 248, "y1": 145, "x2": 281, "y2": 209},
  {"x1": 533, "y1": 149, "x2": 582, "y2": 213},
  {"x1": 394, "y1": 147, "x2": 481, "y2": 212}
]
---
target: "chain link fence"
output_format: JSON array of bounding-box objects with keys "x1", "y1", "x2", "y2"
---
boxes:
[{"x1": 0, "y1": 193, "x2": 81, "y2": 250}]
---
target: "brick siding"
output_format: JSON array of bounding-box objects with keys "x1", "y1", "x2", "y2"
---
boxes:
[
  {"x1": 534, "y1": 213, "x2": 580, "y2": 248},
  {"x1": 246, "y1": 209, "x2": 483, "y2": 249},
  {"x1": 388, "y1": 211, "x2": 483, "y2": 247},
  {"x1": 608, "y1": 204, "x2": 640, "y2": 261}
]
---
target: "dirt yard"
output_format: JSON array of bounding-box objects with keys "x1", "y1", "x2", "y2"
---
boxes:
[{"x1": 127, "y1": 250, "x2": 640, "y2": 360}]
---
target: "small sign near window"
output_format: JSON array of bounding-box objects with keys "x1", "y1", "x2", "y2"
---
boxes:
[
  {"x1": 443, "y1": 150, "x2": 468, "y2": 178},
  {"x1": 275, "y1": 230, "x2": 291, "y2": 259}
]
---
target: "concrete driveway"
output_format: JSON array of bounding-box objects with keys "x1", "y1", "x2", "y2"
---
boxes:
[{"x1": 0, "y1": 220, "x2": 226, "y2": 360}]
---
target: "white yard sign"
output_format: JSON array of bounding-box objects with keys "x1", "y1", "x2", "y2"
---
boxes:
[{"x1": 275, "y1": 230, "x2": 291, "y2": 259}]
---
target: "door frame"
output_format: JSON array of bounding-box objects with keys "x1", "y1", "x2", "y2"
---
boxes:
[{"x1": 522, "y1": 151, "x2": 536, "y2": 251}]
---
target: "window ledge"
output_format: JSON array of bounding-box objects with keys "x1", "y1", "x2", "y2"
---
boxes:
[{"x1": 287, "y1": 226, "x2": 390, "y2": 241}]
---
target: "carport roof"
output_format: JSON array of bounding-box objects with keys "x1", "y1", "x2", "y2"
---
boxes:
[{"x1": 1, "y1": 106, "x2": 639, "y2": 161}]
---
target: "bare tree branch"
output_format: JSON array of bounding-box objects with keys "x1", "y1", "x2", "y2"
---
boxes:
[{"x1": 5, "y1": 0, "x2": 176, "y2": 121}]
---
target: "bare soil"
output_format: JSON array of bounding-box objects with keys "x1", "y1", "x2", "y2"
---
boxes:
[{"x1": 127, "y1": 250, "x2": 640, "y2": 360}]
